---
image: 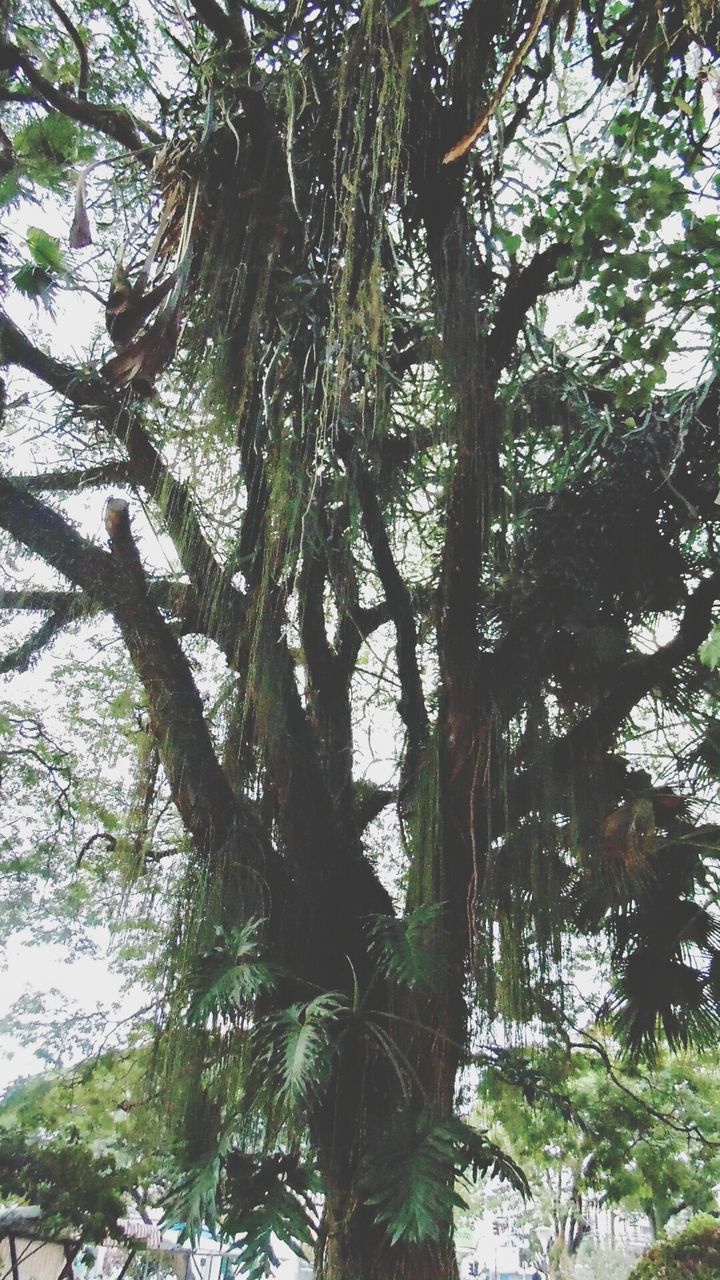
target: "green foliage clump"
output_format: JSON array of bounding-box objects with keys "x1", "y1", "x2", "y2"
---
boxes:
[
  {"x1": 0, "y1": 1129, "x2": 126, "y2": 1242},
  {"x1": 360, "y1": 1110, "x2": 529, "y2": 1247},
  {"x1": 367, "y1": 903, "x2": 447, "y2": 991},
  {"x1": 628, "y1": 1214, "x2": 720, "y2": 1280}
]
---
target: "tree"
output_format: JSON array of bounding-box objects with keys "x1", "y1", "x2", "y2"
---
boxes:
[
  {"x1": 479, "y1": 1042, "x2": 720, "y2": 1261},
  {"x1": 0, "y1": 1049, "x2": 172, "y2": 1226},
  {"x1": 628, "y1": 1214, "x2": 720, "y2": 1280},
  {"x1": 2, "y1": 2, "x2": 720, "y2": 1277}
]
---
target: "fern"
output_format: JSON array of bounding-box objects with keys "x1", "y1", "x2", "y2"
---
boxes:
[
  {"x1": 221, "y1": 1152, "x2": 318, "y2": 1280},
  {"x1": 361, "y1": 1109, "x2": 529, "y2": 1247},
  {"x1": 367, "y1": 903, "x2": 447, "y2": 991},
  {"x1": 187, "y1": 920, "x2": 275, "y2": 1026},
  {"x1": 168, "y1": 1154, "x2": 223, "y2": 1242},
  {"x1": 264, "y1": 992, "x2": 348, "y2": 1107}
]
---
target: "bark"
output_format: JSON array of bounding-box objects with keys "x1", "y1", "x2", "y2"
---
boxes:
[{"x1": 0, "y1": 477, "x2": 278, "y2": 919}]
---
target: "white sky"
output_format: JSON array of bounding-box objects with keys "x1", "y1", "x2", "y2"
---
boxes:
[{"x1": 0, "y1": 937, "x2": 145, "y2": 1091}]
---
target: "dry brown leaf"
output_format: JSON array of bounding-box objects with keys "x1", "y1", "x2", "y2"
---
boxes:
[{"x1": 69, "y1": 169, "x2": 92, "y2": 249}]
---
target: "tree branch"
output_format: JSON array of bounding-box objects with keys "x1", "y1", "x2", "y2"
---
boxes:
[
  {"x1": 487, "y1": 243, "x2": 569, "y2": 371},
  {"x1": 46, "y1": 0, "x2": 89, "y2": 100},
  {"x1": 0, "y1": 608, "x2": 74, "y2": 674},
  {"x1": 560, "y1": 568, "x2": 720, "y2": 764},
  {"x1": 345, "y1": 446, "x2": 429, "y2": 763},
  {"x1": 0, "y1": 589, "x2": 86, "y2": 612},
  {"x1": 0, "y1": 476, "x2": 274, "y2": 904},
  {"x1": 188, "y1": 0, "x2": 250, "y2": 54},
  {"x1": 353, "y1": 783, "x2": 397, "y2": 832},
  {"x1": 3, "y1": 42, "x2": 160, "y2": 159},
  {"x1": 227, "y1": 0, "x2": 285, "y2": 35},
  {"x1": 0, "y1": 310, "x2": 247, "y2": 667},
  {"x1": 8, "y1": 461, "x2": 132, "y2": 492}
]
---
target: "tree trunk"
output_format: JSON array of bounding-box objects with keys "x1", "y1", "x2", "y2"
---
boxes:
[{"x1": 316, "y1": 1188, "x2": 459, "y2": 1280}]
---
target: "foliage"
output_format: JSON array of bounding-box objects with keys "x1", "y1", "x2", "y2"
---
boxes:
[
  {"x1": 220, "y1": 1152, "x2": 318, "y2": 1280},
  {"x1": 2, "y1": 0, "x2": 720, "y2": 1275},
  {"x1": 480, "y1": 1044, "x2": 720, "y2": 1240},
  {"x1": 627, "y1": 1214, "x2": 720, "y2": 1280},
  {"x1": 367, "y1": 904, "x2": 447, "y2": 991},
  {"x1": 0, "y1": 1128, "x2": 127, "y2": 1241},
  {"x1": 266, "y1": 993, "x2": 350, "y2": 1108},
  {"x1": 186, "y1": 921, "x2": 276, "y2": 1026},
  {"x1": 0, "y1": 1048, "x2": 175, "y2": 1216},
  {"x1": 361, "y1": 1111, "x2": 529, "y2": 1247}
]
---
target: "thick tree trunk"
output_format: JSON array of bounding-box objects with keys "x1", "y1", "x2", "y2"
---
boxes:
[
  {"x1": 315, "y1": 1141, "x2": 460, "y2": 1280},
  {"x1": 309, "y1": 944, "x2": 467, "y2": 1280},
  {"x1": 317, "y1": 1208, "x2": 459, "y2": 1280}
]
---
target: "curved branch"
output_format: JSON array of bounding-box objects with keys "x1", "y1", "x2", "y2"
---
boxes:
[
  {"x1": 3, "y1": 42, "x2": 160, "y2": 160},
  {"x1": 575, "y1": 1029, "x2": 720, "y2": 1150},
  {"x1": 46, "y1": 0, "x2": 89, "y2": 100},
  {"x1": 0, "y1": 310, "x2": 247, "y2": 666},
  {"x1": 504, "y1": 568, "x2": 720, "y2": 828},
  {"x1": 0, "y1": 608, "x2": 73, "y2": 674},
  {"x1": 487, "y1": 242, "x2": 569, "y2": 372},
  {"x1": 345, "y1": 447, "x2": 429, "y2": 760},
  {"x1": 560, "y1": 568, "x2": 720, "y2": 764},
  {"x1": 353, "y1": 783, "x2": 397, "y2": 833}
]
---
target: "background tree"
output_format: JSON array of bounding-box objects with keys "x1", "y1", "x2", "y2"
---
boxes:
[
  {"x1": 0, "y1": 1048, "x2": 172, "y2": 1225},
  {"x1": 479, "y1": 1041, "x2": 720, "y2": 1265},
  {"x1": 2, "y1": 2, "x2": 720, "y2": 1279},
  {"x1": 627, "y1": 1214, "x2": 720, "y2": 1280}
]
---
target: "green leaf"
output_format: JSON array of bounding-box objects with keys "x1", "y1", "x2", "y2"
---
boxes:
[
  {"x1": 12, "y1": 262, "x2": 57, "y2": 309},
  {"x1": 221, "y1": 1152, "x2": 318, "y2": 1280},
  {"x1": 269, "y1": 992, "x2": 348, "y2": 1105},
  {"x1": 0, "y1": 168, "x2": 24, "y2": 208},
  {"x1": 700, "y1": 627, "x2": 720, "y2": 670},
  {"x1": 27, "y1": 226, "x2": 70, "y2": 276},
  {"x1": 187, "y1": 920, "x2": 275, "y2": 1025},
  {"x1": 360, "y1": 1110, "x2": 528, "y2": 1247},
  {"x1": 14, "y1": 116, "x2": 94, "y2": 189},
  {"x1": 367, "y1": 903, "x2": 447, "y2": 991}
]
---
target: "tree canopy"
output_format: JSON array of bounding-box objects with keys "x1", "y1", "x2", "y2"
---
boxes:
[
  {"x1": 479, "y1": 1041, "x2": 720, "y2": 1254},
  {"x1": 2, "y1": 1, "x2": 720, "y2": 1277}
]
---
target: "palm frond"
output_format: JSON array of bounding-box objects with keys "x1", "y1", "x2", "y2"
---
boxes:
[{"x1": 609, "y1": 948, "x2": 720, "y2": 1059}]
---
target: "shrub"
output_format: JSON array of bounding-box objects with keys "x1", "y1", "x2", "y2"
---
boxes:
[{"x1": 628, "y1": 1214, "x2": 720, "y2": 1280}]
